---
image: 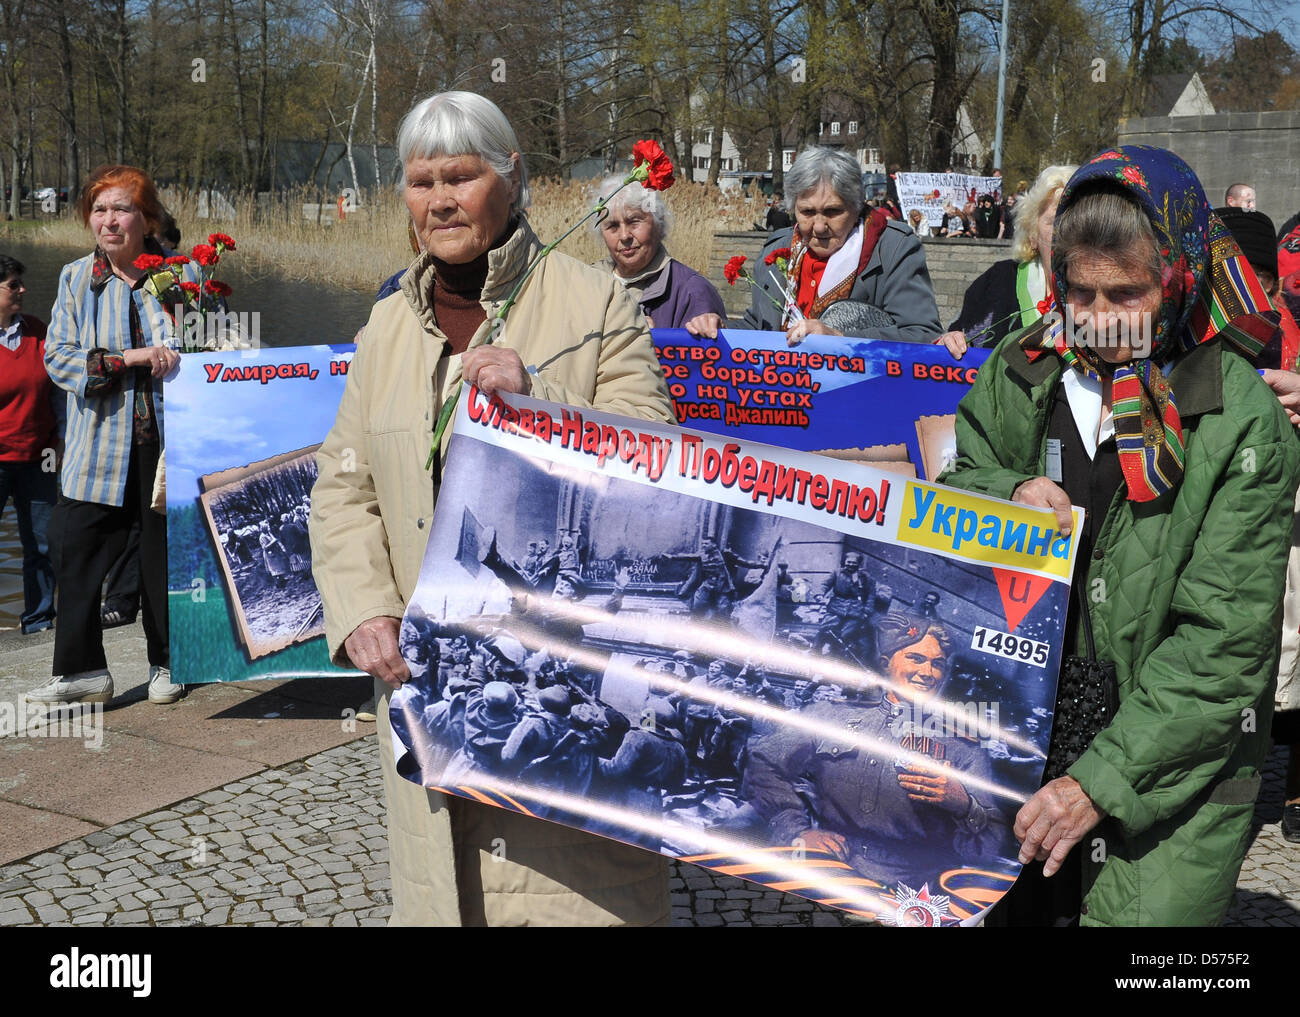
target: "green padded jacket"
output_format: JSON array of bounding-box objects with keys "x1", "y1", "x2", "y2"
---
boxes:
[{"x1": 940, "y1": 331, "x2": 1300, "y2": 926}]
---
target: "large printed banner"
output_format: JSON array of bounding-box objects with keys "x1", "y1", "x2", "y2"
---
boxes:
[
  {"x1": 392, "y1": 385, "x2": 1082, "y2": 925},
  {"x1": 896, "y1": 172, "x2": 1003, "y2": 229},
  {"x1": 651, "y1": 329, "x2": 992, "y2": 481},
  {"x1": 165, "y1": 344, "x2": 363, "y2": 684}
]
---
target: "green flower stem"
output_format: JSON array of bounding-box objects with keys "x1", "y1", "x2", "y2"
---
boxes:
[{"x1": 425, "y1": 166, "x2": 650, "y2": 472}]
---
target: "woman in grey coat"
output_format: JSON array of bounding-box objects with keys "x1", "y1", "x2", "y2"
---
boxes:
[{"x1": 741, "y1": 147, "x2": 942, "y2": 345}]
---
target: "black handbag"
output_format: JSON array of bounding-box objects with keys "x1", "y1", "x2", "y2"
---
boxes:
[{"x1": 1042, "y1": 586, "x2": 1119, "y2": 783}]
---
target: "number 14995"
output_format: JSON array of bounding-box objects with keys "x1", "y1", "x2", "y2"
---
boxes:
[{"x1": 971, "y1": 626, "x2": 1049, "y2": 667}]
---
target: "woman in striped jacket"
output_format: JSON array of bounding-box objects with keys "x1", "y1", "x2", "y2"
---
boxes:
[{"x1": 27, "y1": 165, "x2": 193, "y2": 707}]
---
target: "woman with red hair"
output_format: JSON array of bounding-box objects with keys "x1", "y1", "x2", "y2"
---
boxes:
[{"x1": 27, "y1": 165, "x2": 194, "y2": 707}]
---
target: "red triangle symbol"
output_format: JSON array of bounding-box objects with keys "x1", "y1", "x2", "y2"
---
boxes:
[{"x1": 992, "y1": 568, "x2": 1054, "y2": 633}]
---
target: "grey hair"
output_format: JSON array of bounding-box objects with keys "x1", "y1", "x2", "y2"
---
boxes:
[
  {"x1": 784, "y1": 147, "x2": 863, "y2": 214},
  {"x1": 1011, "y1": 163, "x2": 1077, "y2": 263},
  {"x1": 1052, "y1": 183, "x2": 1161, "y2": 287},
  {"x1": 596, "y1": 176, "x2": 670, "y2": 238},
  {"x1": 396, "y1": 91, "x2": 530, "y2": 214}
]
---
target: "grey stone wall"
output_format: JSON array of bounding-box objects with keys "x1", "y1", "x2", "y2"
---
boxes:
[{"x1": 1118, "y1": 111, "x2": 1300, "y2": 224}]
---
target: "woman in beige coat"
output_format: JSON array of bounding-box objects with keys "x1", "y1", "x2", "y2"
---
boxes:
[{"x1": 309, "y1": 91, "x2": 675, "y2": 925}]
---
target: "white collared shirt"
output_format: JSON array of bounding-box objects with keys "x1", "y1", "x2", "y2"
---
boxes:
[
  {"x1": 1060, "y1": 361, "x2": 1173, "y2": 460},
  {"x1": 0, "y1": 316, "x2": 23, "y2": 351}
]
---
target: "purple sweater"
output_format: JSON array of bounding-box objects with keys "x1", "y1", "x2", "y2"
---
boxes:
[{"x1": 636, "y1": 259, "x2": 727, "y2": 329}]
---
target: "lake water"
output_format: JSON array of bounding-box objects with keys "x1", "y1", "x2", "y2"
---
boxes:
[{"x1": 0, "y1": 238, "x2": 381, "y2": 627}]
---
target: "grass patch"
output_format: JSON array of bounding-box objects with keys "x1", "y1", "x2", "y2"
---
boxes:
[{"x1": 12, "y1": 180, "x2": 765, "y2": 294}]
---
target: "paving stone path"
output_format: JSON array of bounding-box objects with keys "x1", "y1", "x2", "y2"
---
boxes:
[{"x1": 2, "y1": 737, "x2": 1297, "y2": 927}]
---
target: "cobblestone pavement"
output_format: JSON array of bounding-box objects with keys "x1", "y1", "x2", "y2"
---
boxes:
[{"x1": 1, "y1": 736, "x2": 1297, "y2": 927}]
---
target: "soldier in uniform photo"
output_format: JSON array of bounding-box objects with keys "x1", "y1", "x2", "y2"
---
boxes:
[{"x1": 744, "y1": 614, "x2": 1000, "y2": 888}]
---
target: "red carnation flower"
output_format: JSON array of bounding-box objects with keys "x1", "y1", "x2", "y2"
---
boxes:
[
  {"x1": 134, "y1": 253, "x2": 165, "y2": 271},
  {"x1": 208, "y1": 232, "x2": 236, "y2": 251},
  {"x1": 178, "y1": 281, "x2": 201, "y2": 297},
  {"x1": 165, "y1": 255, "x2": 191, "y2": 266},
  {"x1": 930, "y1": 189, "x2": 941, "y2": 199},
  {"x1": 204, "y1": 279, "x2": 232, "y2": 297},
  {"x1": 724, "y1": 255, "x2": 746, "y2": 285},
  {"x1": 1036, "y1": 298, "x2": 1053, "y2": 316},
  {"x1": 632, "y1": 139, "x2": 675, "y2": 191},
  {"x1": 765, "y1": 247, "x2": 793, "y2": 266},
  {"x1": 191, "y1": 243, "x2": 219, "y2": 267}
]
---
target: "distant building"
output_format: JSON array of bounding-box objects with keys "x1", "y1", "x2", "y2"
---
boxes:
[{"x1": 1142, "y1": 73, "x2": 1217, "y2": 118}]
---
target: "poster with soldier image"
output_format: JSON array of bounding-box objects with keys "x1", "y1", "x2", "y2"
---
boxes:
[
  {"x1": 165, "y1": 344, "x2": 363, "y2": 683},
  {"x1": 198, "y1": 446, "x2": 322, "y2": 659},
  {"x1": 391, "y1": 386, "x2": 1083, "y2": 926}
]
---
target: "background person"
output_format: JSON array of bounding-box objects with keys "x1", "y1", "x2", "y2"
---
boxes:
[
  {"x1": 936, "y1": 165, "x2": 1077, "y2": 356},
  {"x1": 1225, "y1": 182, "x2": 1257, "y2": 210},
  {"x1": 309, "y1": 90, "x2": 675, "y2": 927},
  {"x1": 28, "y1": 165, "x2": 191, "y2": 707},
  {"x1": 595, "y1": 176, "x2": 727, "y2": 334},
  {"x1": 941, "y1": 146, "x2": 1297, "y2": 926},
  {"x1": 740, "y1": 146, "x2": 941, "y2": 345},
  {"x1": 0, "y1": 254, "x2": 60, "y2": 634}
]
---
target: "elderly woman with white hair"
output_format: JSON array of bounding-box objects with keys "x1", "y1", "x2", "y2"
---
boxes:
[
  {"x1": 736, "y1": 146, "x2": 941, "y2": 345},
  {"x1": 936, "y1": 164, "x2": 1078, "y2": 357},
  {"x1": 596, "y1": 176, "x2": 727, "y2": 333},
  {"x1": 309, "y1": 90, "x2": 674, "y2": 926}
]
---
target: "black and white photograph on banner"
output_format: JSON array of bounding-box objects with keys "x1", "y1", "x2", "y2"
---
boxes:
[
  {"x1": 389, "y1": 389, "x2": 1077, "y2": 925},
  {"x1": 198, "y1": 446, "x2": 322, "y2": 659}
]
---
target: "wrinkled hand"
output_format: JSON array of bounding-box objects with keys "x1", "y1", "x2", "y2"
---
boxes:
[
  {"x1": 685, "y1": 312, "x2": 725, "y2": 339},
  {"x1": 1262, "y1": 369, "x2": 1300, "y2": 426},
  {"x1": 123, "y1": 345, "x2": 181, "y2": 378},
  {"x1": 344, "y1": 616, "x2": 411, "y2": 691},
  {"x1": 1012, "y1": 476, "x2": 1073, "y2": 536},
  {"x1": 935, "y1": 330, "x2": 968, "y2": 359},
  {"x1": 463, "y1": 345, "x2": 531, "y2": 397},
  {"x1": 1015, "y1": 776, "x2": 1104, "y2": 876},
  {"x1": 786, "y1": 318, "x2": 841, "y2": 346},
  {"x1": 898, "y1": 764, "x2": 971, "y2": 814},
  {"x1": 795, "y1": 829, "x2": 849, "y2": 861}
]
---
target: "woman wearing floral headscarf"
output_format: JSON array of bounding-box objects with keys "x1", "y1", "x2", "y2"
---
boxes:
[{"x1": 941, "y1": 146, "x2": 1298, "y2": 926}]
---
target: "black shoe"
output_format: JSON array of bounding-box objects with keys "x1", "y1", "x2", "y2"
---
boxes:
[
  {"x1": 1283, "y1": 803, "x2": 1300, "y2": 844},
  {"x1": 101, "y1": 606, "x2": 137, "y2": 628}
]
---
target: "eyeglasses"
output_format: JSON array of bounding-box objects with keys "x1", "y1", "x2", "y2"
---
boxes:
[{"x1": 1, "y1": 279, "x2": 23, "y2": 292}]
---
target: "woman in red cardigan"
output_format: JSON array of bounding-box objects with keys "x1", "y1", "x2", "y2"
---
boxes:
[{"x1": 0, "y1": 254, "x2": 61, "y2": 633}]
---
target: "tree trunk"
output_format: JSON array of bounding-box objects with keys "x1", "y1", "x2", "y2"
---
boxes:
[
  {"x1": 55, "y1": 0, "x2": 80, "y2": 198},
  {"x1": 115, "y1": 0, "x2": 128, "y2": 161},
  {"x1": 554, "y1": 1, "x2": 569, "y2": 176},
  {"x1": 225, "y1": 0, "x2": 254, "y2": 187},
  {"x1": 924, "y1": 0, "x2": 962, "y2": 171}
]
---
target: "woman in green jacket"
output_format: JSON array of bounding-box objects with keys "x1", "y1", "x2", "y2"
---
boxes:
[{"x1": 941, "y1": 146, "x2": 1298, "y2": 926}]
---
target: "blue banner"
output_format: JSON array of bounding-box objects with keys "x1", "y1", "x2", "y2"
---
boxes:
[
  {"x1": 165, "y1": 344, "x2": 362, "y2": 683},
  {"x1": 651, "y1": 329, "x2": 991, "y2": 481}
]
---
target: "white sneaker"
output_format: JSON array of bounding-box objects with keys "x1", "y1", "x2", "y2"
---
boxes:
[
  {"x1": 26, "y1": 670, "x2": 114, "y2": 705},
  {"x1": 148, "y1": 665, "x2": 185, "y2": 704}
]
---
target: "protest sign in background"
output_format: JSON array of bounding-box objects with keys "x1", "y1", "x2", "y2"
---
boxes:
[
  {"x1": 652, "y1": 329, "x2": 991, "y2": 481},
  {"x1": 165, "y1": 344, "x2": 363, "y2": 684},
  {"x1": 895, "y1": 172, "x2": 1003, "y2": 229},
  {"x1": 392, "y1": 386, "x2": 1081, "y2": 925}
]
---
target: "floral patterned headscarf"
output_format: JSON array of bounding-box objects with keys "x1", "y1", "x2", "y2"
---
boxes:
[{"x1": 1022, "y1": 145, "x2": 1279, "y2": 502}]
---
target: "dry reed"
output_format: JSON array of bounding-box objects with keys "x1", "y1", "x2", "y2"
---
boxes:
[{"x1": 9, "y1": 180, "x2": 766, "y2": 294}]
